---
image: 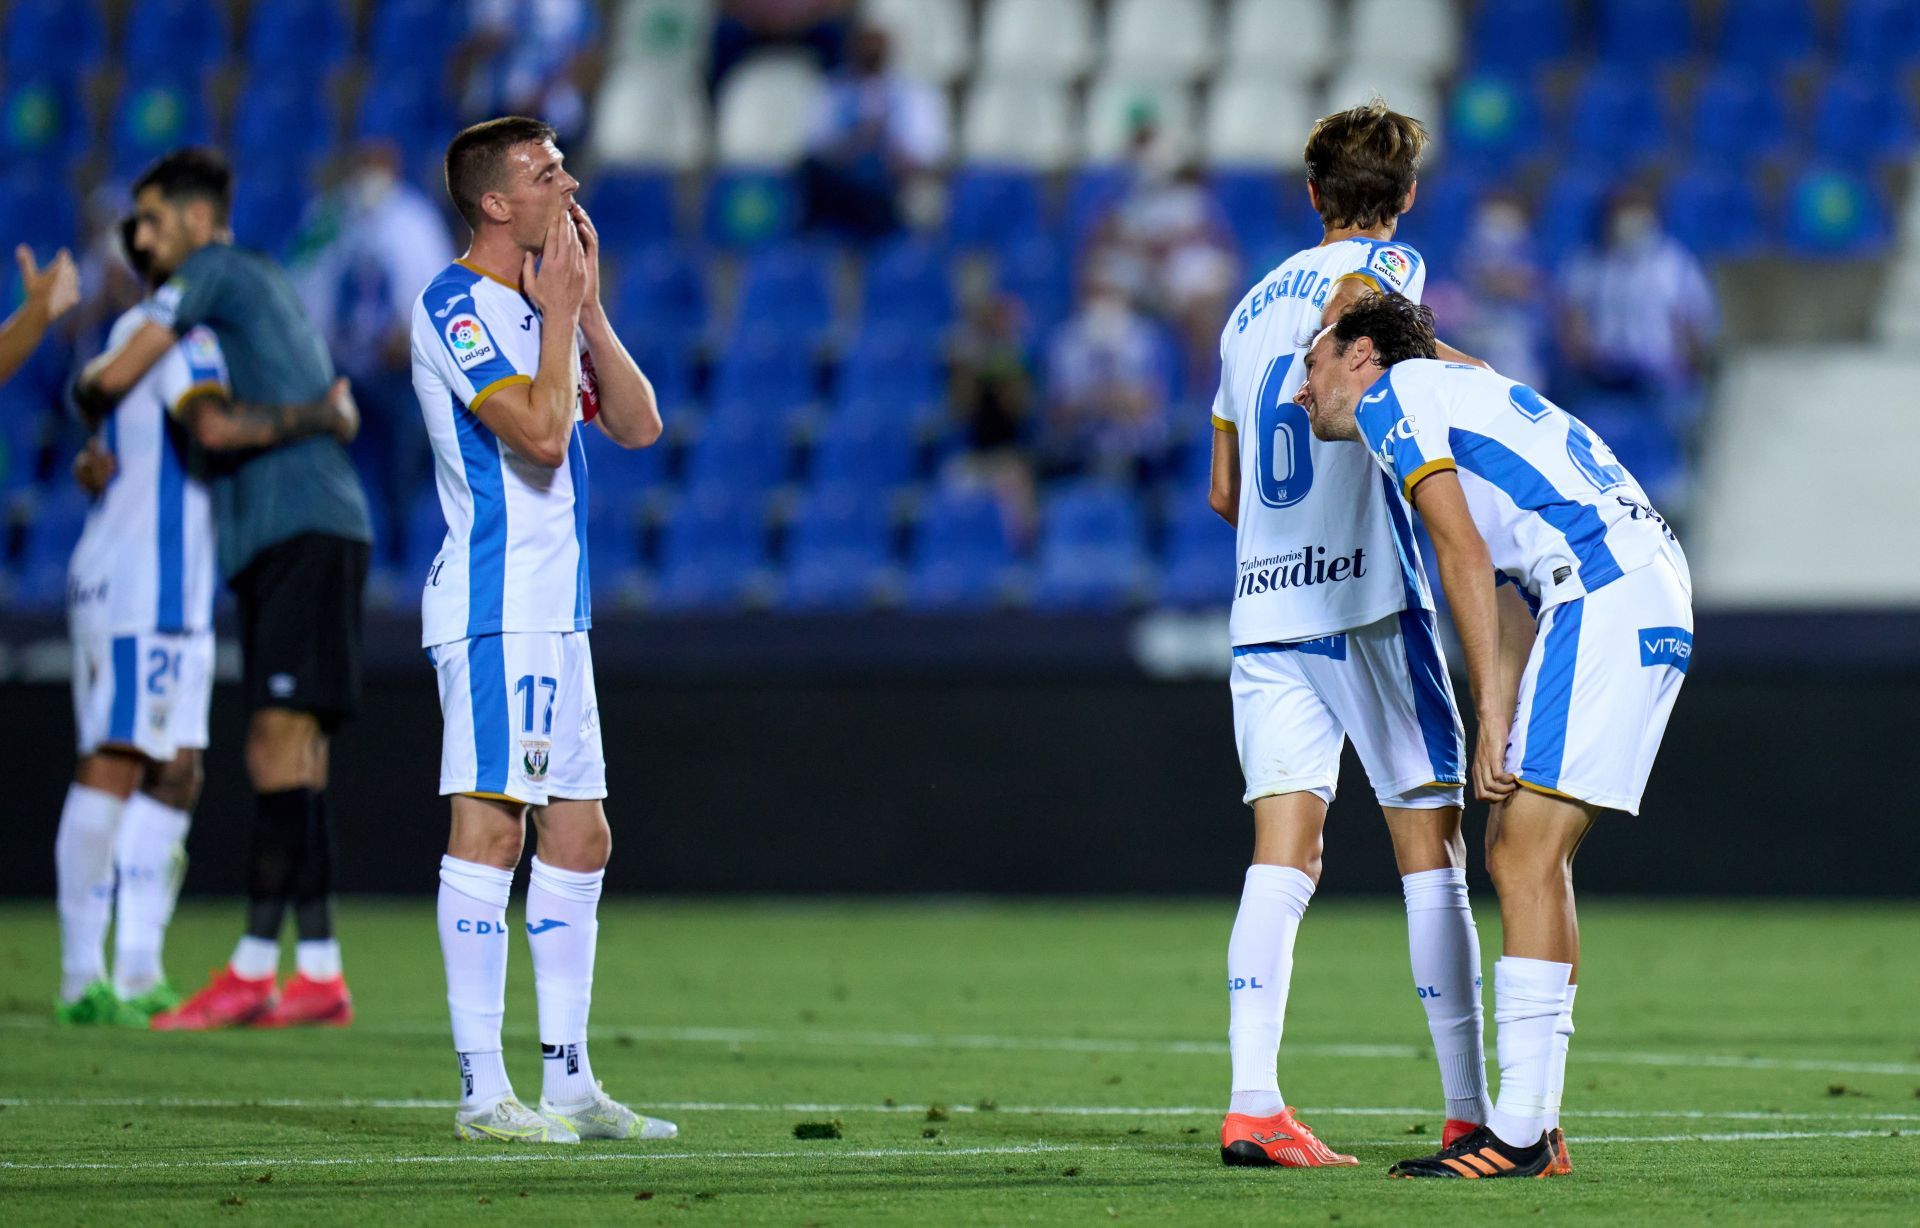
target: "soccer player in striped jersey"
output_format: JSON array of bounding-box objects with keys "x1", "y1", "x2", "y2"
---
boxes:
[
  {"x1": 54, "y1": 220, "x2": 222, "y2": 1026},
  {"x1": 1208, "y1": 102, "x2": 1493, "y2": 1168},
  {"x1": 412, "y1": 117, "x2": 667, "y2": 1144},
  {"x1": 1298, "y1": 292, "x2": 1692, "y2": 1179}
]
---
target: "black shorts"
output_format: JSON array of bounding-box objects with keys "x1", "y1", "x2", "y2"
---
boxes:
[{"x1": 233, "y1": 533, "x2": 370, "y2": 730}]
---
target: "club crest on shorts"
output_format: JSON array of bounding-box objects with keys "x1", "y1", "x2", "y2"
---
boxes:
[{"x1": 520, "y1": 738, "x2": 551, "y2": 782}]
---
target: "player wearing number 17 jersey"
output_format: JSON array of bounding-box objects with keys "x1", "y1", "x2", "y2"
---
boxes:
[
  {"x1": 413, "y1": 117, "x2": 667, "y2": 1145},
  {"x1": 1206, "y1": 103, "x2": 1492, "y2": 1168}
]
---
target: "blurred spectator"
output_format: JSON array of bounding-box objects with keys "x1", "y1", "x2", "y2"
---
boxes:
[
  {"x1": 709, "y1": 0, "x2": 853, "y2": 97},
  {"x1": 1558, "y1": 190, "x2": 1719, "y2": 431},
  {"x1": 1106, "y1": 163, "x2": 1237, "y2": 401},
  {"x1": 944, "y1": 293, "x2": 1037, "y2": 543},
  {"x1": 292, "y1": 142, "x2": 456, "y2": 518},
  {"x1": 1436, "y1": 195, "x2": 1550, "y2": 390},
  {"x1": 798, "y1": 25, "x2": 946, "y2": 242},
  {"x1": 1042, "y1": 266, "x2": 1170, "y2": 481},
  {"x1": 454, "y1": 0, "x2": 602, "y2": 141}
]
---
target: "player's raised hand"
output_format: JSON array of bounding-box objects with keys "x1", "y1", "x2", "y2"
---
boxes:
[
  {"x1": 18, "y1": 245, "x2": 79, "y2": 321},
  {"x1": 522, "y1": 208, "x2": 587, "y2": 321},
  {"x1": 569, "y1": 201, "x2": 601, "y2": 308},
  {"x1": 72, "y1": 434, "x2": 116, "y2": 496},
  {"x1": 1472, "y1": 714, "x2": 1517, "y2": 804}
]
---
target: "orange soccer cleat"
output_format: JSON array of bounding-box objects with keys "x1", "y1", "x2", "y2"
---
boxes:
[
  {"x1": 252, "y1": 973, "x2": 353, "y2": 1028},
  {"x1": 149, "y1": 967, "x2": 277, "y2": 1031},
  {"x1": 1220, "y1": 1106, "x2": 1360, "y2": 1167},
  {"x1": 1443, "y1": 1118, "x2": 1482, "y2": 1147},
  {"x1": 1546, "y1": 1126, "x2": 1573, "y2": 1176}
]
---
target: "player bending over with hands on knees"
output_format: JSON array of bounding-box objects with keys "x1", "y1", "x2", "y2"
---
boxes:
[
  {"x1": 413, "y1": 117, "x2": 665, "y2": 1144},
  {"x1": 1295, "y1": 292, "x2": 1693, "y2": 1179}
]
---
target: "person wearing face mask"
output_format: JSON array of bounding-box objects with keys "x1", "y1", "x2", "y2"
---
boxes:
[
  {"x1": 1557, "y1": 190, "x2": 1719, "y2": 435},
  {"x1": 797, "y1": 24, "x2": 947, "y2": 242},
  {"x1": 1041, "y1": 265, "x2": 1171, "y2": 481}
]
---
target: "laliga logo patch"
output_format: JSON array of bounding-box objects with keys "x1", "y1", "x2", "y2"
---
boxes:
[
  {"x1": 1371, "y1": 247, "x2": 1411, "y2": 284},
  {"x1": 445, "y1": 314, "x2": 494, "y2": 368},
  {"x1": 520, "y1": 738, "x2": 551, "y2": 782}
]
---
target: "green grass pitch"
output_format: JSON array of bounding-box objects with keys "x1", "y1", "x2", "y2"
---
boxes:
[{"x1": 1, "y1": 898, "x2": 1915, "y2": 1225}]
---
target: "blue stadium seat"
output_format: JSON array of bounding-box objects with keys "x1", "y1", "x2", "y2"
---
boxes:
[
  {"x1": 1840, "y1": 0, "x2": 1920, "y2": 77},
  {"x1": 582, "y1": 169, "x2": 678, "y2": 250},
  {"x1": 946, "y1": 165, "x2": 1047, "y2": 257},
  {"x1": 681, "y1": 414, "x2": 792, "y2": 497},
  {"x1": 702, "y1": 169, "x2": 797, "y2": 249},
  {"x1": 15, "y1": 486, "x2": 89, "y2": 610},
  {"x1": 245, "y1": 0, "x2": 351, "y2": 83},
  {"x1": 1687, "y1": 69, "x2": 1793, "y2": 172},
  {"x1": 1395, "y1": 173, "x2": 1481, "y2": 274},
  {"x1": 1467, "y1": 0, "x2": 1572, "y2": 72},
  {"x1": 230, "y1": 172, "x2": 310, "y2": 258},
  {"x1": 123, "y1": 0, "x2": 228, "y2": 77},
  {"x1": 778, "y1": 484, "x2": 893, "y2": 609},
  {"x1": 5, "y1": 0, "x2": 104, "y2": 81},
  {"x1": 731, "y1": 246, "x2": 834, "y2": 336},
  {"x1": 809, "y1": 417, "x2": 918, "y2": 490},
  {"x1": 1567, "y1": 398, "x2": 1684, "y2": 507},
  {"x1": 230, "y1": 76, "x2": 332, "y2": 188},
  {"x1": 355, "y1": 76, "x2": 453, "y2": 183},
  {"x1": 585, "y1": 493, "x2": 643, "y2": 599},
  {"x1": 1809, "y1": 71, "x2": 1915, "y2": 167},
  {"x1": 1208, "y1": 169, "x2": 1285, "y2": 262},
  {"x1": 1714, "y1": 0, "x2": 1816, "y2": 72},
  {"x1": 401, "y1": 485, "x2": 447, "y2": 577},
  {"x1": 1533, "y1": 165, "x2": 1614, "y2": 263},
  {"x1": 1, "y1": 76, "x2": 86, "y2": 168},
  {"x1": 611, "y1": 244, "x2": 707, "y2": 337},
  {"x1": 836, "y1": 323, "x2": 942, "y2": 411},
  {"x1": 862, "y1": 238, "x2": 954, "y2": 333},
  {"x1": 581, "y1": 422, "x2": 668, "y2": 505},
  {"x1": 371, "y1": 0, "x2": 468, "y2": 79},
  {"x1": 905, "y1": 485, "x2": 1016, "y2": 609},
  {"x1": 1063, "y1": 166, "x2": 1132, "y2": 255},
  {"x1": 112, "y1": 72, "x2": 211, "y2": 177},
  {"x1": 651, "y1": 488, "x2": 765, "y2": 609},
  {"x1": 1596, "y1": 0, "x2": 1694, "y2": 69},
  {"x1": 1157, "y1": 499, "x2": 1234, "y2": 609},
  {"x1": 0, "y1": 169, "x2": 78, "y2": 254},
  {"x1": 1780, "y1": 167, "x2": 1890, "y2": 256},
  {"x1": 1030, "y1": 481, "x2": 1146, "y2": 611},
  {"x1": 996, "y1": 234, "x2": 1071, "y2": 340},
  {"x1": 1565, "y1": 69, "x2": 1669, "y2": 169},
  {"x1": 1446, "y1": 74, "x2": 1545, "y2": 174},
  {"x1": 710, "y1": 324, "x2": 816, "y2": 412},
  {"x1": 1661, "y1": 168, "x2": 1761, "y2": 259}
]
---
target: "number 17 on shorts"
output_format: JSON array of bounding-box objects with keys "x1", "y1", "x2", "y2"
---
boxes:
[{"x1": 430, "y1": 631, "x2": 606, "y2": 805}]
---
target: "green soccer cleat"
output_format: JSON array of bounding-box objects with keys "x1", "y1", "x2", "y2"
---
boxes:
[
  {"x1": 54, "y1": 980, "x2": 147, "y2": 1027},
  {"x1": 454, "y1": 1096, "x2": 580, "y2": 1144},
  {"x1": 121, "y1": 980, "x2": 182, "y2": 1018},
  {"x1": 540, "y1": 1084, "x2": 678, "y2": 1141}
]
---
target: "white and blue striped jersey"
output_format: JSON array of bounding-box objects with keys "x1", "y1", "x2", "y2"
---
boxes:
[
  {"x1": 1356, "y1": 358, "x2": 1689, "y2": 612},
  {"x1": 68, "y1": 307, "x2": 221, "y2": 639},
  {"x1": 410, "y1": 259, "x2": 592, "y2": 649},
  {"x1": 1213, "y1": 236, "x2": 1430, "y2": 646}
]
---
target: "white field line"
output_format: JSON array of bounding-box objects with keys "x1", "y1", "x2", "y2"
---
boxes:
[
  {"x1": 0, "y1": 1130, "x2": 1909, "y2": 1174},
  {"x1": 5, "y1": 1014, "x2": 1913, "y2": 1077},
  {"x1": 3, "y1": 1096, "x2": 1917, "y2": 1124}
]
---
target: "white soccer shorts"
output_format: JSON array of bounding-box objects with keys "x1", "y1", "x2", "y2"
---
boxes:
[
  {"x1": 1506, "y1": 554, "x2": 1692, "y2": 815},
  {"x1": 1230, "y1": 609, "x2": 1466, "y2": 809},
  {"x1": 71, "y1": 630, "x2": 214, "y2": 761},
  {"x1": 430, "y1": 631, "x2": 607, "y2": 806}
]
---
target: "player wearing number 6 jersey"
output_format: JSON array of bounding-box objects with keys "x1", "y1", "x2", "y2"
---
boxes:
[
  {"x1": 1295, "y1": 292, "x2": 1691, "y2": 1180},
  {"x1": 1206, "y1": 102, "x2": 1496, "y2": 1169},
  {"x1": 413, "y1": 117, "x2": 668, "y2": 1145}
]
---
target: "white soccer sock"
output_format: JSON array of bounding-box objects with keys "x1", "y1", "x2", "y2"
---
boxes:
[
  {"x1": 1544, "y1": 983, "x2": 1578, "y2": 1131},
  {"x1": 439, "y1": 855, "x2": 515, "y2": 1108},
  {"x1": 1402, "y1": 867, "x2": 1492, "y2": 1124},
  {"x1": 1226, "y1": 864, "x2": 1315, "y2": 1116},
  {"x1": 111, "y1": 792, "x2": 190, "y2": 998},
  {"x1": 526, "y1": 856, "x2": 603, "y2": 1106},
  {"x1": 295, "y1": 939, "x2": 343, "y2": 980},
  {"x1": 229, "y1": 935, "x2": 279, "y2": 980},
  {"x1": 1486, "y1": 956, "x2": 1574, "y2": 1148},
  {"x1": 56, "y1": 784, "x2": 125, "y2": 1002}
]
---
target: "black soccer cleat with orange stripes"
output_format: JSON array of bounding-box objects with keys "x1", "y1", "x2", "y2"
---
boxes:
[{"x1": 1387, "y1": 1124, "x2": 1555, "y2": 1179}]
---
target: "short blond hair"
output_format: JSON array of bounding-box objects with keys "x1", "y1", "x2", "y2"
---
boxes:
[{"x1": 1303, "y1": 100, "x2": 1428, "y2": 229}]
